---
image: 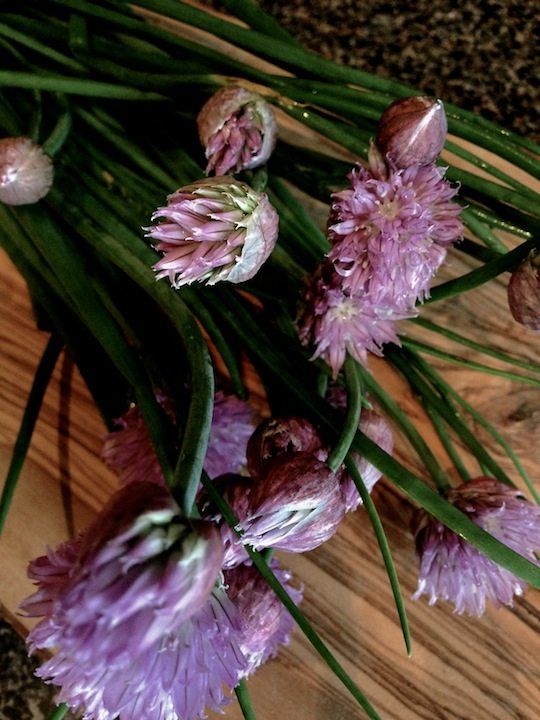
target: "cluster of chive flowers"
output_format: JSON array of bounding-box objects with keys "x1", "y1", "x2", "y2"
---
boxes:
[
  {"x1": 22, "y1": 385, "x2": 393, "y2": 720},
  {"x1": 298, "y1": 97, "x2": 465, "y2": 376}
]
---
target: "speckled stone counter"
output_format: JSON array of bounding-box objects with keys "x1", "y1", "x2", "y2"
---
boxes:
[
  {"x1": 0, "y1": 2, "x2": 537, "y2": 718},
  {"x1": 261, "y1": 0, "x2": 539, "y2": 139}
]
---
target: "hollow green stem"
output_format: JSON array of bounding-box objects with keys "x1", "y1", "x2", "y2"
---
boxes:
[
  {"x1": 344, "y1": 453, "x2": 411, "y2": 655},
  {"x1": 235, "y1": 680, "x2": 258, "y2": 720},
  {"x1": 427, "y1": 237, "x2": 539, "y2": 302},
  {"x1": 0, "y1": 71, "x2": 165, "y2": 99},
  {"x1": 424, "y1": 404, "x2": 471, "y2": 482},
  {"x1": 409, "y1": 317, "x2": 540, "y2": 375},
  {"x1": 46, "y1": 704, "x2": 68, "y2": 720},
  {"x1": 402, "y1": 338, "x2": 540, "y2": 388},
  {"x1": 327, "y1": 356, "x2": 362, "y2": 472},
  {"x1": 354, "y1": 364, "x2": 450, "y2": 492},
  {"x1": 0, "y1": 334, "x2": 63, "y2": 534},
  {"x1": 404, "y1": 348, "x2": 540, "y2": 504}
]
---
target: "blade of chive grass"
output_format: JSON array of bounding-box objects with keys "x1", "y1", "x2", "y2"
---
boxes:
[
  {"x1": 410, "y1": 317, "x2": 540, "y2": 375},
  {"x1": 402, "y1": 338, "x2": 540, "y2": 388},
  {"x1": 387, "y1": 346, "x2": 514, "y2": 486},
  {"x1": 200, "y1": 473, "x2": 381, "y2": 720},
  {"x1": 427, "y1": 236, "x2": 540, "y2": 302},
  {"x1": 234, "y1": 680, "x2": 258, "y2": 720},
  {"x1": 423, "y1": 405, "x2": 471, "y2": 482},
  {"x1": 0, "y1": 22, "x2": 85, "y2": 71},
  {"x1": 405, "y1": 348, "x2": 540, "y2": 504},
  {"x1": 42, "y1": 101, "x2": 72, "y2": 157},
  {"x1": 0, "y1": 334, "x2": 63, "y2": 534},
  {"x1": 46, "y1": 704, "x2": 68, "y2": 720},
  {"x1": 349, "y1": 431, "x2": 540, "y2": 587},
  {"x1": 461, "y1": 208, "x2": 507, "y2": 254},
  {"x1": 0, "y1": 71, "x2": 166, "y2": 99},
  {"x1": 219, "y1": 0, "x2": 299, "y2": 45},
  {"x1": 344, "y1": 455, "x2": 412, "y2": 656},
  {"x1": 340, "y1": 359, "x2": 412, "y2": 654},
  {"x1": 327, "y1": 356, "x2": 362, "y2": 472},
  {"x1": 354, "y1": 364, "x2": 451, "y2": 492}
]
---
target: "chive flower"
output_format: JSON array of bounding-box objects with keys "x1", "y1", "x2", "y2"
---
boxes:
[
  {"x1": 148, "y1": 177, "x2": 279, "y2": 287},
  {"x1": 413, "y1": 477, "x2": 540, "y2": 616}
]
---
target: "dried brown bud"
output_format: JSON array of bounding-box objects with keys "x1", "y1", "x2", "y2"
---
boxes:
[
  {"x1": 507, "y1": 250, "x2": 540, "y2": 331},
  {"x1": 376, "y1": 96, "x2": 447, "y2": 168},
  {"x1": 246, "y1": 416, "x2": 328, "y2": 480}
]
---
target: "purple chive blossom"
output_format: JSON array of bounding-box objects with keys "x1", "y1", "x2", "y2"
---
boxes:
[
  {"x1": 148, "y1": 177, "x2": 279, "y2": 287},
  {"x1": 20, "y1": 483, "x2": 243, "y2": 720},
  {"x1": 224, "y1": 558, "x2": 303, "y2": 675},
  {"x1": 218, "y1": 453, "x2": 346, "y2": 566},
  {"x1": 246, "y1": 416, "x2": 328, "y2": 481},
  {"x1": 327, "y1": 146, "x2": 463, "y2": 303},
  {"x1": 413, "y1": 477, "x2": 540, "y2": 616},
  {"x1": 376, "y1": 96, "x2": 448, "y2": 168},
  {"x1": 507, "y1": 250, "x2": 540, "y2": 331},
  {"x1": 197, "y1": 86, "x2": 277, "y2": 176},
  {"x1": 0, "y1": 137, "x2": 54, "y2": 205},
  {"x1": 102, "y1": 391, "x2": 256, "y2": 486},
  {"x1": 205, "y1": 391, "x2": 257, "y2": 478},
  {"x1": 297, "y1": 261, "x2": 407, "y2": 377},
  {"x1": 101, "y1": 395, "x2": 172, "y2": 488}
]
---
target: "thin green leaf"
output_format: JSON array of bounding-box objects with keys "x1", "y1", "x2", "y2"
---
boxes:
[
  {"x1": 234, "y1": 680, "x2": 258, "y2": 720},
  {"x1": 0, "y1": 334, "x2": 63, "y2": 534}
]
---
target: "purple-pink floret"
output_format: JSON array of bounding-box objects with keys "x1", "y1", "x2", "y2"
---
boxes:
[
  {"x1": 102, "y1": 391, "x2": 256, "y2": 486},
  {"x1": 148, "y1": 177, "x2": 279, "y2": 287},
  {"x1": 413, "y1": 477, "x2": 540, "y2": 616},
  {"x1": 297, "y1": 261, "x2": 406, "y2": 376},
  {"x1": 20, "y1": 483, "x2": 251, "y2": 720},
  {"x1": 327, "y1": 150, "x2": 463, "y2": 303},
  {"x1": 205, "y1": 391, "x2": 257, "y2": 479},
  {"x1": 225, "y1": 558, "x2": 303, "y2": 675},
  {"x1": 298, "y1": 145, "x2": 463, "y2": 376}
]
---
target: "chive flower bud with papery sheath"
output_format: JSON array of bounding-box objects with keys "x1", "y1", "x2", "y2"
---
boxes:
[
  {"x1": 216, "y1": 453, "x2": 346, "y2": 567},
  {"x1": 246, "y1": 416, "x2": 328, "y2": 481},
  {"x1": 507, "y1": 250, "x2": 540, "y2": 331},
  {"x1": 20, "y1": 482, "x2": 238, "y2": 720},
  {"x1": 412, "y1": 477, "x2": 540, "y2": 616},
  {"x1": 148, "y1": 177, "x2": 279, "y2": 287},
  {"x1": 0, "y1": 137, "x2": 53, "y2": 205},
  {"x1": 376, "y1": 96, "x2": 447, "y2": 168},
  {"x1": 197, "y1": 86, "x2": 277, "y2": 176}
]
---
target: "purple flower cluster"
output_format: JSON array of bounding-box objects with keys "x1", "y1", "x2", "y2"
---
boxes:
[
  {"x1": 22, "y1": 481, "x2": 302, "y2": 720},
  {"x1": 298, "y1": 98, "x2": 463, "y2": 377},
  {"x1": 413, "y1": 477, "x2": 540, "y2": 616},
  {"x1": 102, "y1": 390, "x2": 257, "y2": 486}
]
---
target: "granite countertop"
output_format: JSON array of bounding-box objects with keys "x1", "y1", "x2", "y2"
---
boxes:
[
  {"x1": 261, "y1": 0, "x2": 539, "y2": 140},
  {"x1": 1, "y1": 2, "x2": 537, "y2": 719}
]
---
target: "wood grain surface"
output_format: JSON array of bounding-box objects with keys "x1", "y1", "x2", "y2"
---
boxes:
[{"x1": 1, "y1": 8, "x2": 540, "y2": 719}]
